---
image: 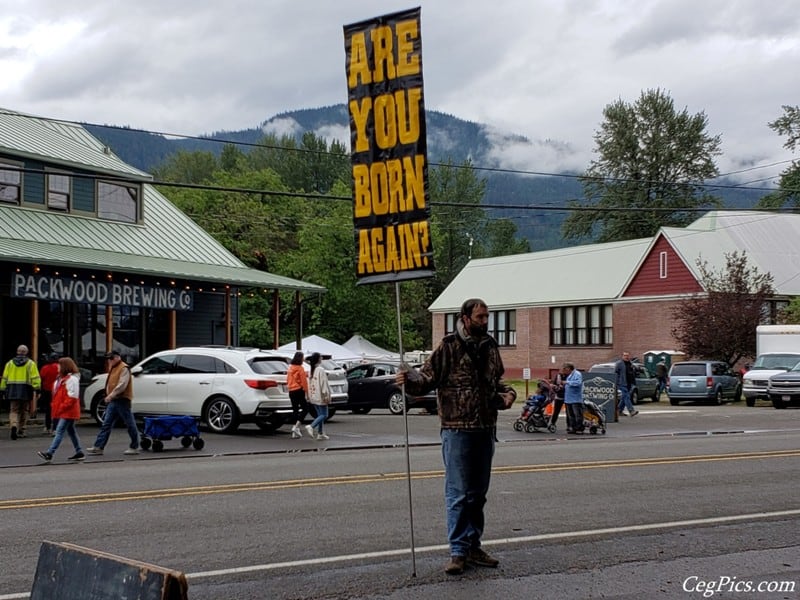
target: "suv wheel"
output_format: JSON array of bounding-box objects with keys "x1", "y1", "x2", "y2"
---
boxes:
[
  {"x1": 90, "y1": 392, "x2": 107, "y2": 426},
  {"x1": 630, "y1": 390, "x2": 639, "y2": 406},
  {"x1": 772, "y1": 397, "x2": 786, "y2": 409},
  {"x1": 204, "y1": 396, "x2": 240, "y2": 434},
  {"x1": 388, "y1": 391, "x2": 406, "y2": 415},
  {"x1": 745, "y1": 397, "x2": 755, "y2": 407},
  {"x1": 714, "y1": 389, "x2": 723, "y2": 405}
]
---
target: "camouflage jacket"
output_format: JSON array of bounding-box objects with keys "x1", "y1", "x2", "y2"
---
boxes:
[{"x1": 405, "y1": 321, "x2": 515, "y2": 430}]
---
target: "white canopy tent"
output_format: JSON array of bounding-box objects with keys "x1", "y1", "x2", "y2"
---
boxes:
[
  {"x1": 343, "y1": 335, "x2": 400, "y2": 362},
  {"x1": 277, "y1": 335, "x2": 361, "y2": 364}
]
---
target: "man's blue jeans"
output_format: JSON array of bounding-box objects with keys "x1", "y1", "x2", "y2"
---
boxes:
[
  {"x1": 617, "y1": 386, "x2": 635, "y2": 413},
  {"x1": 440, "y1": 428, "x2": 494, "y2": 557},
  {"x1": 93, "y1": 400, "x2": 139, "y2": 450}
]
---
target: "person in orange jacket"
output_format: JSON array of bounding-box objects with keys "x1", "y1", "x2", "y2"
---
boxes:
[
  {"x1": 287, "y1": 351, "x2": 309, "y2": 438},
  {"x1": 37, "y1": 357, "x2": 84, "y2": 463}
]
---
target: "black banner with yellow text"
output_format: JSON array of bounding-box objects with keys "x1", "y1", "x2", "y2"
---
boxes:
[{"x1": 343, "y1": 7, "x2": 435, "y2": 284}]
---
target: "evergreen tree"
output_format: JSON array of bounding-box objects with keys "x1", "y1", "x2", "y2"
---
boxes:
[
  {"x1": 757, "y1": 105, "x2": 800, "y2": 210},
  {"x1": 564, "y1": 88, "x2": 722, "y2": 242}
]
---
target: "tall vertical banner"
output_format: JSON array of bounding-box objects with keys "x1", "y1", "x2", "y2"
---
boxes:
[{"x1": 344, "y1": 7, "x2": 435, "y2": 284}]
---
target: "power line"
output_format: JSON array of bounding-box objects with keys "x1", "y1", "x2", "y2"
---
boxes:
[{"x1": 2, "y1": 109, "x2": 793, "y2": 195}]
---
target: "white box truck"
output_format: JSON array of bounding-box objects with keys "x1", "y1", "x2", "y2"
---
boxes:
[{"x1": 742, "y1": 325, "x2": 800, "y2": 407}]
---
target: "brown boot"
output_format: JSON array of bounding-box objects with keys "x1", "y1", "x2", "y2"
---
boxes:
[
  {"x1": 444, "y1": 555, "x2": 466, "y2": 575},
  {"x1": 466, "y1": 547, "x2": 499, "y2": 568}
]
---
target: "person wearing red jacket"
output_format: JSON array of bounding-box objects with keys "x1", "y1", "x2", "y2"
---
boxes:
[
  {"x1": 37, "y1": 357, "x2": 84, "y2": 463},
  {"x1": 38, "y1": 353, "x2": 61, "y2": 435}
]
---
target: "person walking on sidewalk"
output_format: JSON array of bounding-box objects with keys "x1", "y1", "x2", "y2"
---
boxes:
[
  {"x1": 86, "y1": 350, "x2": 139, "y2": 456},
  {"x1": 37, "y1": 357, "x2": 84, "y2": 463},
  {"x1": 38, "y1": 353, "x2": 60, "y2": 435},
  {"x1": 615, "y1": 351, "x2": 638, "y2": 417},
  {"x1": 287, "y1": 351, "x2": 309, "y2": 438},
  {"x1": 396, "y1": 297, "x2": 516, "y2": 576},
  {"x1": 1, "y1": 344, "x2": 41, "y2": 440},
  {"x1": 305, "y1": 352, "x2": 331, "y2": 440},
  {"x1": 549, "y1": 369, "x2": 566, "y2": 431}
]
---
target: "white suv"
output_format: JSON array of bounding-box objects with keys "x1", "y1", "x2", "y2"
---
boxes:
[{"x1": 83, "y1": 347, "x2": 294, "y2": 434}]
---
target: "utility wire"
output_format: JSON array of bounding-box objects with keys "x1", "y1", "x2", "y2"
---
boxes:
[{"x1": 1, "y1": 109, "x2": 793, "y2": 195}]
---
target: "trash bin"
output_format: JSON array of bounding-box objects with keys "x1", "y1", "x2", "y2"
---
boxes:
[{"x1": 643, "y1": 350, "x2": 685, "y2": 377}]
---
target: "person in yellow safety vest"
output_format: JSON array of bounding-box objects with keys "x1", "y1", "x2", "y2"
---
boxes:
[{"x1": 1, "y1": 344, "x2": 41, "y2": 440}]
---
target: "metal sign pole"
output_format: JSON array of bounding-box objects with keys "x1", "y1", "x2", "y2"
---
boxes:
[{"x1": 395, "y1": 281, "x2": 417, "y2": 577}]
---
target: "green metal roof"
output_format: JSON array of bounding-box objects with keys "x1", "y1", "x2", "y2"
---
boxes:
[
  {"x1": 0, "y1": 108, "x2": 150, "y2": 180},
  {"x1": 0, "y1": 108, "x2": 325, "y2": 293}
]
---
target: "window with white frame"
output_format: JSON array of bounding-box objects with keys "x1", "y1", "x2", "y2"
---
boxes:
[
  {"x1": 0, "y1": 161, "x2": 22, "y2": 204},
  {"x1": 444, "y1": 309, "x2": 516, "y2": 346},
  {"x1": 551, "y1": 304, "x2": 613, "y2": 346},
  {"x1": 47, "y1": 172, "x2": 70, "y2": 211},
  {"x1": 98, "y1": 181, "x2": 139, "y2": 223}
]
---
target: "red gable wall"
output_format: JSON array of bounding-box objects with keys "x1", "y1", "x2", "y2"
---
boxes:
[{"x1": 624, "y1": 235, "x2": 703, "y2": 297}]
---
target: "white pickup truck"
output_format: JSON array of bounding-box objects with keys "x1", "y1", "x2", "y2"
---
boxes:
[
  {"x1": 743, "y1": 325, "x2": 800, "y2": 406},
  {"x1": 742, "y1": 352, "x2": 800, "y2": 406}
]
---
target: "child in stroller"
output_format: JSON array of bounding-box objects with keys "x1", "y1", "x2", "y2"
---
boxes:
[
  {"x1": 580, "y1": 399, "x2": 607, "y2": 435},
  {"x1": 513, "y1": 380, "x2": 556, "y2": 433}
]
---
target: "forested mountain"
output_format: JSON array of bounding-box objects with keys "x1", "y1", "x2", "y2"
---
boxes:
[{"x1": 85, "y1": 105, "x2": 769, "y2": 251}]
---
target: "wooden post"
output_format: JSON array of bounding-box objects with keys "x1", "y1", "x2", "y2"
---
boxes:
[
  {"x1": 272, "y1": 289, "x2": 280, "y2": 349},
  {"x1": 105, "y1": 306, "x2": 113, "y2": 353},
  {"x1": 169, "y1": 310, "x2": 177, "y2": 349},
  {"x1": 225, "y1": 289, "x2": 232, "y2": 346}
]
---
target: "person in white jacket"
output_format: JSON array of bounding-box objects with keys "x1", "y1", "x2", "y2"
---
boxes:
[{"x1": 305, "y1": 352, "x2": 332, "y2": 440}]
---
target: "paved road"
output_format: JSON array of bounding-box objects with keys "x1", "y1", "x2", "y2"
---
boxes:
[
  {"x1": 1, "y1": 400, "x2": 795, "y2": 468},
  {"x1": 1, "y1": 401, "x2": 798, "y2": 599}
]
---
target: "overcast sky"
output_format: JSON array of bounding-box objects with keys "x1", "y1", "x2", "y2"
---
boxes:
[{"x1": 0, "y1": 0, "x2": 797, "y2": 182}]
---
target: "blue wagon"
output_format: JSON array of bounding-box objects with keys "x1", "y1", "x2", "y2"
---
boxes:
[{"x1": 140, "y1": 415, "x2": 205, "y2": 452}]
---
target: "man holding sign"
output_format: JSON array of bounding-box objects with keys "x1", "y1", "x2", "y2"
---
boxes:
[{"x1": 397, "y1": 298, "x2": 516, "y2": 575}]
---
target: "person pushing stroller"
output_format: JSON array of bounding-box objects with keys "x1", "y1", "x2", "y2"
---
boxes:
[{"x1": 514, "y1": 379, "x2": 556, "y2": 433}]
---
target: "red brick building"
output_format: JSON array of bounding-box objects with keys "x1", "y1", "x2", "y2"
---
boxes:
[{"x1": 428, "y1": 211, "x2": 800, "y2": 379}]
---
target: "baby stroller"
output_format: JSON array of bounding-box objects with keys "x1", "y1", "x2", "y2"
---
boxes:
[
  {"x1": 514, "y1": 380, "x2": 556, "y2": 433},
  {"x1": 581, "y1": 399, "x2": 607, "y2": 435}
]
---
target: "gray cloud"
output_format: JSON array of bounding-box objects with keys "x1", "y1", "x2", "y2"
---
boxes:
[{"x1": 0, "y1": 0, "x2": 795, "y2": 183}]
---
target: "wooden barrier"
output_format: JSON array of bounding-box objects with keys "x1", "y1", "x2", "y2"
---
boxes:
[{"x1": 31, "y1": 541, "x2": 188, "y2": 600}]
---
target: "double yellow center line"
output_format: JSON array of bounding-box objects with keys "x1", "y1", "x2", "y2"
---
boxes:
[{"x1": 3, "y1": 449, "x2": 798, "y2": 510}]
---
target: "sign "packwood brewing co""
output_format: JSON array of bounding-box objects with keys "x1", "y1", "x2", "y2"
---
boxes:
[{"x1": 11, "y1": 273, "x2": 194, "y2": 311}]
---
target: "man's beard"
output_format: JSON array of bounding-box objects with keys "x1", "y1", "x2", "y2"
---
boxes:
[{"x1": 469, "y1": 323, "x2": 488, "y2": 337}]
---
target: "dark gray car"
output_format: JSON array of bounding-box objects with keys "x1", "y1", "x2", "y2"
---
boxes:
[{"x1": 667, "y1": 360, "x2": 741, "y2": 405}]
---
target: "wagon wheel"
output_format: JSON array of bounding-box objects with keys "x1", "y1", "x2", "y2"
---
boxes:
[
  {"x1": 140, "y1": 438, "x2": 152, "y2": 451},
  {"x1": 192, "y1": 438, "x2": 205, "y2": 450},
  {"x1": 180, "y1": 435, "x2": 193, "y2": 448},
  {"x1": 152, "y1": 439, "x2": 164, "y2": 452}
]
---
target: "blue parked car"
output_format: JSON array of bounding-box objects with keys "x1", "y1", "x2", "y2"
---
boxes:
[{"x1": 667, "y1": 361, "x2": 741, "y2": 405}]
